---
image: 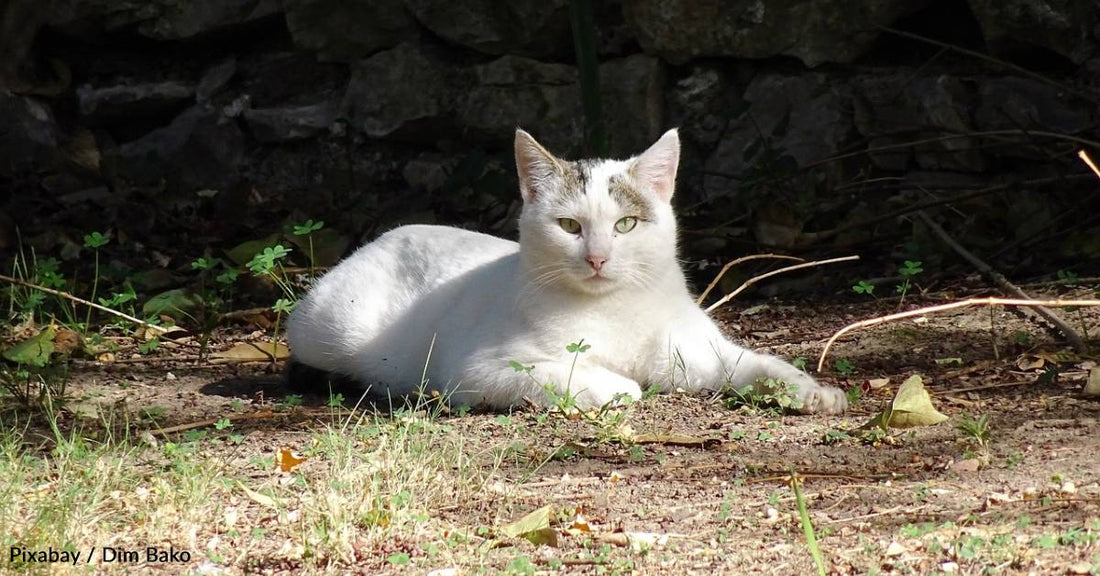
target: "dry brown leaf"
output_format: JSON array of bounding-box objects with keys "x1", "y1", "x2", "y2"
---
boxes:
[
  {"x1": 276, "y1": 447, "x2": 307, "y2": 472},
  {"x1": 212, "y1": 341, "x2": 290, "y2": 362}
]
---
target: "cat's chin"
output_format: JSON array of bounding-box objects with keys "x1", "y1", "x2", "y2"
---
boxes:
[{"x1": 569, "y1": 273, "x2": 621, "y2": 295}]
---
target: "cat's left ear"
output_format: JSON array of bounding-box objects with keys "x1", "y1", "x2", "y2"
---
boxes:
[{"x1": 631, "y1": 128, "x2": 680, "y2": 203}]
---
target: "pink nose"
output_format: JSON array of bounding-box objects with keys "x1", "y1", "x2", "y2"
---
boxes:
[{"x1": 586, "y1": 255, "x2": 607, "y2": 271}]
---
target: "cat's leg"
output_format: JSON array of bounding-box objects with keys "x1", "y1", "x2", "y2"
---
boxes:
[
  {"x1": 659, "y1": 308, "x2": 848, "y2": 414},
  {"x1": 453, "y1": 360, "x2": 643, "y2": 410}
]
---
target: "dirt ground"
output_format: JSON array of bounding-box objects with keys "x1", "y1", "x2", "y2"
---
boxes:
[{"x1": 38, "y1": 285, "x2": 1100, "y2": 574}]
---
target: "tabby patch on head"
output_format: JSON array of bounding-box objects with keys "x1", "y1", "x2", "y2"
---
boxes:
[{"x1": 514, "y1": 129, "x2": 681, "y2": 295}]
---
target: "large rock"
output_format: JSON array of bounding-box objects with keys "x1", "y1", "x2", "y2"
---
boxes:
[
  {"x1": 967, "y1": 0, "x2": 1099, "y2": 63},
  {"x1": 624, "y1": 0, "x2": 930, "y2": 66},
  {"x1": 284, "y1": 0, "x2": 417, "y2": 61},
  {"x1": 403, "y1": 0, "x2": 572, "y2": 58},
  {"x1": 975, "y1": 77, "x2": 1093, "y2": 133},
  {"x1": 133, "y1": 0, "x2": 282, "y2": 40},
  {"x1": 243, "y1": 101, "x2": 337, "y2": 142},
  {"x1": 460, "y1": 54, "x2": 664, "y2": 155},
  {"x1": 704, "y1": 73, "x2": 855, "y2": 196},
  {"x1": 111, "y1": 105, "x2": 244, "y2": 193},
  {"x1": 457, "y1": 55, "x2": 581, "y2": 151},
  {"x1": 0, "y1": 92, "x2": 59, "y2": 176},
  {"x1": 76, "y1": 81, "x2": 195, "y2": 125},
  {"x1": 342, "y1": 43, "x2": 456, "y2": 139},
  {"x1": 853, "y1": 74, "x2": 983, "y2": 172},
  {"x1": 600, "y1": 54, "x2": 665, "y2": 157}
]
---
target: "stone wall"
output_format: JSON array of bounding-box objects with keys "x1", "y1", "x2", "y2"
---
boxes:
[{"x1": 2, "y1": 0, "x2": 1098, "y2": 269}]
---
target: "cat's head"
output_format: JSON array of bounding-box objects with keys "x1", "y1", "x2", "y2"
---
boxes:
[{"x1": 515, "y1": 129, "x2": 680, "y2": 295}]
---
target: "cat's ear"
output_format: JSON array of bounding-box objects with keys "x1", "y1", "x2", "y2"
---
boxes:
[
  {"x1": 515, "y1": 128, "x2": 562, "y2": 203},
  {"x1": 631, "y1": 128, "x2": 680, "y2": 203}
]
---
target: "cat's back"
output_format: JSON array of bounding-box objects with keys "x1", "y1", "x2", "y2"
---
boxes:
[{"x1": 287, "y1": 225, "x2": 517, "y2": 371}]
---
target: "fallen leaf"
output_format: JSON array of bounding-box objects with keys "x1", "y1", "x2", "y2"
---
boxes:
[
  {"x1": 3, "y1": 326, "x2": 57, "y2": 366},
  {"x1": 212, "y1": 341, "x2": 290, "y2": 362},
  {"x1": 935, "y1": 357, "x2": 963, "y2": 366},
  {"x1": 285, "y1": 227, "x2": 350, "y2": 267},
  {"x1": 143, "y1": 288, "x2": 199, "y2": 320},
  {"x1": 631, "y1": 433, "x2": 718, "y2": 447},
  {"x1": 1083, "y1": 367, "x2": 1100, "y2": 397},
  {"x1": 225, "y1": 234, "x2": 282, "y2": 266},
  {"x1": 861, "y1": 374, "x2": 948, "y2": 430},
  {"x1": 951, "y1": 458, "x2": 981, "y2": 473},
  {"x1": 501, "y1": 505, "x2": 558, "y2": 546},
  {"x1": 237, "y1": 482, "x2": 285, "y2": 509},
  {"x1": 1015, "y1": 355, "x2": 1045, "y2": 371},
  {"x1": 276, "y1": 447, "x2": 307, "y2": 472},
  {"x1": 866, "y1": 378, "x2": 891, "y2": 389}
]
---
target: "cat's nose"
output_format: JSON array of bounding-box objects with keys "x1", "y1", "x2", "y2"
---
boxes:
[{"x1": 586, "y1": 255, "x2": 607, "y2": 271}]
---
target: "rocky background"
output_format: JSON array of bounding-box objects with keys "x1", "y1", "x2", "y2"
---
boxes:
[{"x1": 2, "y1": 0, "x2": 1099, "y2": 292}]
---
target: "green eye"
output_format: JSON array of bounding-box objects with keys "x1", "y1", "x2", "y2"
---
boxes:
[
  {"x1": 615, "y1": 217, "x2": 638, "y2": 234},
  {"x1": 558, "y1": 218, "x2": 581, "y2": 234}
]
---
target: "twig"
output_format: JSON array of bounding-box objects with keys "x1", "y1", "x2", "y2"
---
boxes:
[
  {"x1": 705, "y1": 256, "x2": 860, "y2": 313},
  {"x1": 1079, "y1": 150, "x2": 1100, "y2": 180},
  {"x1": 0, "y1": 273, "x2": 169, "y2": 334},
  {"x1": 917, "y1": 211, "x2": 1087, "y2": 353},
  {"x1": 876, "y1": 26, "x2": 1100, "y2": 106},
  {"x1": 148, "y1": 410, "x2": 279, "y2": 436},
  {"x1": 695, "y1": 254, "x2": 804, "y2": 305},
  {"x1": 817, "y1": 298, "x2": 1100, "y2": 372},
  {"x1": 805, "y1": 133, "x2": 1100, "y2": 170},
  {"x1": 803, "y1": 174, "x2": 1091, "y2": 244},
  {"x1": 941, "y1": 381, "x2": 1033, "y2": 395}
]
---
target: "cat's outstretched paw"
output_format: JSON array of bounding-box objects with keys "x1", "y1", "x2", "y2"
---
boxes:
[
  {"x1": 570, "y1": 370, "x2": 643, "y2": 410},
  {"x1": 795, "y1": 383, "x2": 849, "y2": 415}
]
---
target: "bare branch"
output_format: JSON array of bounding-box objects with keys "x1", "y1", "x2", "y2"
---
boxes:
[
  {"x1": 817, "y1": 297, "x2": 1100, "y2": 372},
  {"x1": 705, "y1": 255, "x2": 860, "y2": 313},
  {"x1": 695, "y1": 254, "x2": 804, "y2": 306},
  {"x1": 0, "y1": 273, "x2": 169, "y2": 334}
]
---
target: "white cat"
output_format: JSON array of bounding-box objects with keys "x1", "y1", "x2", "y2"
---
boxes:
[{"x1": 286, "y1": 129, "x2": 848, "y2": 414}]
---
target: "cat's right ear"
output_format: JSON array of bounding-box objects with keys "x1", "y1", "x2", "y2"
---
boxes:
[{"x1": 515, "y1": 129, "x2": 562, "y2": 203}]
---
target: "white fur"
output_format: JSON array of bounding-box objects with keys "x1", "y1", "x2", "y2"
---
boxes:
[{"x1": 286, "y1": 129, "x2": 848, "y2": 414}]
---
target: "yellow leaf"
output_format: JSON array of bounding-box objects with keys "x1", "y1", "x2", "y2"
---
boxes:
[
  {"x1": 212, "y1": 341, "x2": 290, "y2": 362},
  {"x1": 501, "y1": 505, "x2": 558, "y2": 546},
  {"x1": 861, "y1": 374, "x2": 947, "y2": 430}
]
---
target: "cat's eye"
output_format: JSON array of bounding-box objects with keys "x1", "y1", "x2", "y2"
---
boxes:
[
  {"x1": 558, "y1": 218, "x2": 582, "y2": 234},
  {"x1": 615, "y1": 217, "x2": 638, "y2": 234}
]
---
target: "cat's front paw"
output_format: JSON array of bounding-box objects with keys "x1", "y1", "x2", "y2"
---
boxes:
[
  {"x1": 794, "y1": 381, "x2": 849, "y2": 415},
  {"x1": 568, "y1": 370, "x2": 642, "y2": 410}
]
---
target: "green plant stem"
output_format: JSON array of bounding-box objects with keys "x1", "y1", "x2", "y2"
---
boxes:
[
  {"x1": 792, "y1": 472, "x2": 827, "y2": 576},
  {"x1": 85, "y1": 250, "x2": 99, "y2": 332},
  {"x1": 308, "y1": 235, "x2": 316, "y2": 279}
]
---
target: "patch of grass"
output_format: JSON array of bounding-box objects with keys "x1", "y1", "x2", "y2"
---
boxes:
[
  {"x1": 722, "y1": 377, "x2": 802, "y2": 414},
  {"x1": 895, "y1": 259, "x2": 923, "y2": 305},
  {"x1": 0, "y1": 396, "x2": 511, "y2": 573},
  {"x1": 833, "y1": 359, "x2": 856, "y2": 376},
  {"x1": 956, "y1": 413, "x2": 992, "y2": 448}
]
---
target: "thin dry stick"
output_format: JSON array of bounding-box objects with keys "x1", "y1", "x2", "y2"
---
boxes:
[
  {"x1": 695, "y1": 254, "x2": 804, "y2": 305},
  {"x1": 0, "y1": 273, "x2": 169, "y2": 334},
  {"x1": 149, "y1": 410, "x2": 279, "y2": 436},
  {"x1": 817, "y1": 298, "x2": 1100, "y2": 372},
  {"x1": 1079, "y1": 149, "x2": 1100, "y2": 179},
  {"x1": 916, "y1": 211, "x2": 1087, "y2": 353},
  {"x1": 705, "y1": 255, "x2": 860, "y2": 313}
]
